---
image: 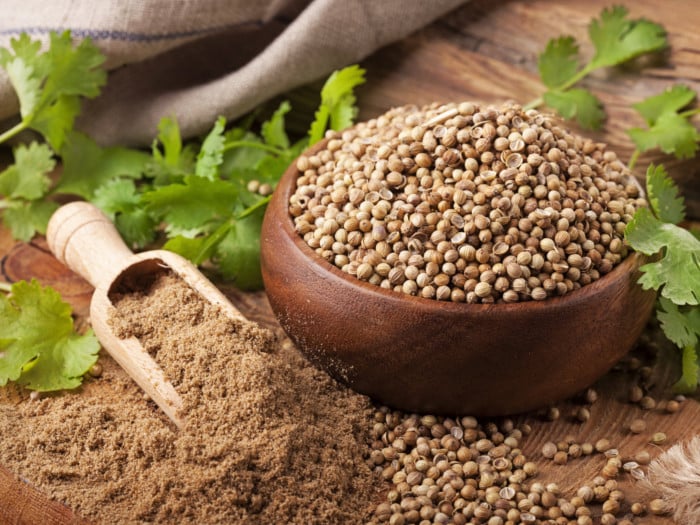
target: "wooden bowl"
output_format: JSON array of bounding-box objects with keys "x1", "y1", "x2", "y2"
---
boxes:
[{"x1": 260, "y1": 142, "x2": 657, "y2": 416}]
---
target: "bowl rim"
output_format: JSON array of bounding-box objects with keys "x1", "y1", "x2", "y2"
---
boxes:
[{"x1": 269, "y1": 139, "x2": 646, "y2": 314}]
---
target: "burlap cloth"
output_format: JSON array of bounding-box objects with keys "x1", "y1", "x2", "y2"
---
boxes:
[{"x1": 0, "y1": 0, "x2": 466, "y2": 146}]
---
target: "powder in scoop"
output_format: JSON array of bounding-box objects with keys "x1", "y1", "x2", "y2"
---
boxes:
[{"x1": 0, "y1": 271, "x2": 380, "y2": 523}]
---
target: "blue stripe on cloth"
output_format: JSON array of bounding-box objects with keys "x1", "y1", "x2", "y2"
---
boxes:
[{"x1": 0, "y1": 19, "x2": 270, "y2": 43}]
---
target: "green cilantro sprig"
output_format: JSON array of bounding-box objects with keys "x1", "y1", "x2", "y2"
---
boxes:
[
  {"x1": 627, "y1": 85, "x2": 700, "y2": 169},
  {"x1": 0, "y1": 31, "x2": 365, "y2": 290},
  {"x1": 625, "y1": 165, "x2": 700, "y2": 391},
  {"x1": 0, "y1": 280, "x2": 100, "y2": 391},
  {"x1": 0, "y1": 32, "x2": 107, "y2": 241},
  {"x1": 528, "y1": 5, "x2": 667, "y2": 129}
]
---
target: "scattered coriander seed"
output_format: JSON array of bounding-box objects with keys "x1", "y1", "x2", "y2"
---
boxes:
[
  {"x1": 553, "y1": 451, "x2": 568, "y2": 465},
  {"x1": 575, "y1": 407, "x2": 591, "y2": 422},
  {"x1": 651, "y1": 432, "x2": 667, "y2": 444},
  {"x1": 627, "y1": 385, "x2": 643, "y2": 403},
  {"x1": 88, "y1": 362, "x2": 103, "y2": 378},
  {"x1": 649, "y1": 498, "x2": 668, "y2": 515},
  {"x1": 639, "y1": 396, "x2": 656, "y2": 410},
  {"x1": 633, "y1": 450, "x2": 651, "y2": 465},
  {"x1": 29, "y1": 390, "x2": 41, "y2": 401},
  {"x1": 542, "y1": 442, "x2": 557, "y2": 459},
  {"x1": 664, "y1": 399, "x2": 680, "y2": 413},
  {"x1": 584, "y1": 388, "x2": 598, "y2": 404},
  {"x1": 630, "y1": 502, "x2": 645, "y2": 515},
  {"x1": 628, "y1": 418, "x2": 646, "y2": 434},
  {"x1": 595, "y1": 439, "x2": 612, "y2": 453}
]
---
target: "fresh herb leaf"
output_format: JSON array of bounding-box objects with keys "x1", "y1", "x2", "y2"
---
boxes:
[
  {"x1": 673, "y1": 345, "x2": 700, "y2": 393},
  {"x1": 538, "y1": 36, "x2": 580, "y2": 90},
  {"x1": 92, "y1": 178, "x2": 156, "y2": 248},
  {"x1": 530, "y1": 6, "x2": 667, "y2": 129},
  {"x1": 309, "y1": 64, "x2": 366, "y2": 144},
  {"x1": 195, "y1": 116, "x2": 227, "y2": 180},
  {"x1": 645, "y1": 164, "x2": 685, "y2": 224},
  {"x1": 588, "y1": 5, "x2": 667, "y2": 69},
  {"x1": 542, "y1": 89, "x2": 606, "y2": 130},
  {"x1": 215, "y1": 209, "x2": 266, "y2": 289},
  {"x1": 146, "y1": 116, "x2": 196, "y2": 185},
  {"x1": 0, "y1": 142, "x2": 56, "y2": 241},
  {"x1": 143, "y1": 175, "x2": 240, "y2": 236},
  {"x1": 0, "y1": 280, "x2": 99, "y2": 391},
  {"x1": 657, "y1": 297, "x2": 700, "y2": 350},
  {"x1": 627, "y1": 85, "x2": 700, "y2": 160},
  {"x1": 261, "y1": 100, "x2": 292, "y2": 150},
  {"x1": 0, "y1": 31, "x2": 106, "y2": 149},
  {"x1": 0, "y1": 141, "x2": 55, "y2": 200},
  {"x1": 2, "y1": 200, "x2": 58, "y2": 241},
  {"x1": 58, "y1": 132, "x2": 149, "y2": 198},
  {"x1": 632, "y1": 84, "x2": 696, "y2": 124},
  {"x1": 626, "y1": 207, "x2": 700, "y2": 306}
]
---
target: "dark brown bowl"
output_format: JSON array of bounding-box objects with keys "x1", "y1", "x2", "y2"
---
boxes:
[{"x1": 260, "y1": 141, "x2": 657, "y2": 416}]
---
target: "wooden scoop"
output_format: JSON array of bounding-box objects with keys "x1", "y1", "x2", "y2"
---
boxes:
[{"x1": 46, "y1": 201, "x2": 248, "y2": 428}]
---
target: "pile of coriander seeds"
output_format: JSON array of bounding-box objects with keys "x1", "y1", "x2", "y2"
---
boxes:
[{"x1": 289, "y1": 102, "x2": 646, "y2": 303}]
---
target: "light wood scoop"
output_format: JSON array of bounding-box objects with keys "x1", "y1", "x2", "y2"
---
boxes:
[{"x1": 46, "y1": 201, "x2": 248, "y2": 428}]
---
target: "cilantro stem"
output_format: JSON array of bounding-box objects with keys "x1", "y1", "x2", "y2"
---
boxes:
[
  {"x1": 679, "y1": 108, "x2": 700, "y2": 119},
  {"x1": 222, "y1": 141, "x2": 284, "y2": 155},
  {"x1": 523, "y1": 97, "x2": 543, "y2": 111},
  {"x1": 524, "y1": 65, "x2": 594, "y2": 111},
  {"x1": 628, "y1": 149, "x2": 641, "y2": 171},
  {"x1": 193, "y1": 221, "x2": 231, "y2": 265},
  {"x1": 0, "y1": 281, "x2": 12, "y2": 294},
  {"x1": 237, "y1": 195, "x2": 271, "y2": 220},
  {"x1": 0, "y1": 120, "x2": 29, "y2": 145}
]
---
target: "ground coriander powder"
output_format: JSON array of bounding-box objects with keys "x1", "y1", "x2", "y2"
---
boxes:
[{"x1": 0, "y1": 271, "x2": 379, "y2": 524}]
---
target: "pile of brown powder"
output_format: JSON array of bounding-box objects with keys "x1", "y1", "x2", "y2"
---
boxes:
[{"x1": 0, "y1": 271, "x2": 380, "y2": 523}]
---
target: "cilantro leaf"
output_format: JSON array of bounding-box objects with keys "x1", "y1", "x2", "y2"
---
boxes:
[
  {"x1": 543, "y1": 89, "x2": 606, "y2": 129},
  {"x1": 309, "y1": 65, "x2": 366, "y2": 144},
  {"x1": 195, "y1": 116, "x2": 226, "y2": 180},
  {"x1": 92, "y1": 178, "x2": 156, "y2": 248},
  {"x1": 628, "y1": 112, "x2": 699, "y2": 158},
  {"x1": 0, "y1": 47, "x2": 41, "y2": 118},
  {"x1": 220, "y1": 129, "x2": 269, "y2": 176},
  {"x1": 625, "y1": 207, "x2": 700, "y2": 306},
  {"x1": 0, "y1": 141, "x2": 55, "y2": 200},
  {"x1": 531, "y1": 7, "x2": 667, "y2": 129},
  {"x1": 2, "y1": 200, "x2": 58, "y2": 241},
  {"x1": 538, "y1": 36, "x2": 580, "y2": 90},
  {"x1": 657, "y1": 297, "x2": 700, "y2": 349},
  {"x1": 146, "y1": 116, "x2": 196, "y2": 184},
  {"x1": 627, "y1": 85, "x2": 700, "y2": 159},
  {"x1": 673, "y1": 345, "x2": 699, "y2": 393},
  {"x1": 632, "y1": 84, "x2": 696, "y2": 124},
  {"x1": 261, "y1": 100, "x2": 292, "y2": 150},
  {"x1": 57, "y1": 132, "x2": 149, "y2": 198},
  {"x1": 588, "y1": 5, "x2": 667, "y2": 69},
  {"x1": 645, "y1": 164, "x2": 685, "y2": 224},
  {"x1": 143, "y1": 175, "x2": 239, "y2": 235},
  {"x1": 0, "y1": 280, "x2": 99, "y2": 391},
  {"x1": 163, "y1": 235, "x2": 214, "y2": 265},
  {"x1": 0, "y1": 31, "x2": 106, "y2": 150},
  {"x1": 215, "y1": 210, "x2": 265, "y2": 289}
]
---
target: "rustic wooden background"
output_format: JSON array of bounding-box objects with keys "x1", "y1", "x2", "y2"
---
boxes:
[{"x1": 2, "y1": 0, "x2": 699, "y2": 523}]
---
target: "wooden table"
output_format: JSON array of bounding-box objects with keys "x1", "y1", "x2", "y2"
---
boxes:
[{"x1": 2, "y1": 1, "x2": 699, "y2": 523}]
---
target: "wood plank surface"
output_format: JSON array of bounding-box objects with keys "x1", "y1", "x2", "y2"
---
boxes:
[{"x1": 1, "y1": 1, "x2": 699, "y2": 524}]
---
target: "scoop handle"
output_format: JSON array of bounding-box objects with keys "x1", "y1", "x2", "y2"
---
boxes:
[{"x1": 47, "y1": 201, "x2": 135, "y2": 289}]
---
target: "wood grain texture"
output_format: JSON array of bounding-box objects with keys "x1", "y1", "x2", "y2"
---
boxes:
[{"x1": 1, "y1": 0, "x2": 700, "y2": 523}]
